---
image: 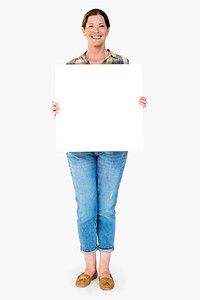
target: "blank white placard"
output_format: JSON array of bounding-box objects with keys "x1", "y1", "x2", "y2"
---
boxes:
[{"x1": 55, "y1": 64, "x2": 143, "y2": 152}]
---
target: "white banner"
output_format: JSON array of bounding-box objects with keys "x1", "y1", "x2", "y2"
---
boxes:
[{"x1": 55, "y1": 64, "x2": 143, "y2": 152}]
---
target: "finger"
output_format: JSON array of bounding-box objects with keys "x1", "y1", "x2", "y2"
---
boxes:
[
  {"x1": 52, "y1": 110, "x2": 59, "y2": 115},
  {"x1": 51, "y1": 105, "x2": 60, "y2": 110},
  {"x1": 52, "y1": 110, "x2": 60, "y2": 114},
  {"x1": 139, "y1": 99, "x2": 147, "y2": 103},
  {"x1": 52, "y1": 103, "x2": 59, "y2": 107}
]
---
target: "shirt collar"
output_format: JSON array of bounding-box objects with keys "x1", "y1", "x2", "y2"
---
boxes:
[{"x1": 80, "y1": 49, "x2": 118, "y2": 63}]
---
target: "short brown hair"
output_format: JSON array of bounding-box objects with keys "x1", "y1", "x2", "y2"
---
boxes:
[{"x1": 82, "y1": 8, "x2": 111, "y2": 29}]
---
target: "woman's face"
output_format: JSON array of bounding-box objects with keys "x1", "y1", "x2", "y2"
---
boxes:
[{"x1": 82, "y1": 14, "x2": 110, "y2": 47}]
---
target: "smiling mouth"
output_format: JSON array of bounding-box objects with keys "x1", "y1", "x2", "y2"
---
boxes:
[{"x1": 91, "y1": 36, "x2": 102, "y2": 39}]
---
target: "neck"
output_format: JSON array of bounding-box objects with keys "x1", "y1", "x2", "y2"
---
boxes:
[{"x1": 86, "y1": 46, "x2": 108, "y2": 61}]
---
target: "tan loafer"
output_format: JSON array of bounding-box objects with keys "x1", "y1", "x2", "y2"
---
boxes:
[
  {"x1": 75, "y1": 271, "x2": 98, "y2": 287},
  {"x1": 99, "y1": 274, "x2": 115, "y2": 290}
]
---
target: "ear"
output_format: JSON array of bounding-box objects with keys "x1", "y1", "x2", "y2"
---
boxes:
[{"x1": 81, "y1": 27, "x2": 85, "y2": 36}]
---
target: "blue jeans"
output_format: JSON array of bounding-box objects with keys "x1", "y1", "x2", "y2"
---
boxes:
[{"x1": 66, "y1": 151, "x2": 128, "y2": 254}]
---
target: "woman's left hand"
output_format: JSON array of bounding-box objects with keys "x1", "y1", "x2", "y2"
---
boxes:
[{"x1": 138, "y1": 96, "x2": 147, "y2": 109}]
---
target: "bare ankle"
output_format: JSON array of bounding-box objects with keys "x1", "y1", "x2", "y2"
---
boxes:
[
  {"x1": 84, "y1": 268, "x2": 97, "y2": 276},
  {"x1": 83, "y1": 252, "x2": 97, "y2": 276},
  {"x1": 98, "y1": 268, "x2": 111, "y2": 278}
]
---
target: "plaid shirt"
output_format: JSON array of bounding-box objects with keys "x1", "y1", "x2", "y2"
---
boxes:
[{"x1": 66, "y1": 49, "x2": 129, "y2": 64}]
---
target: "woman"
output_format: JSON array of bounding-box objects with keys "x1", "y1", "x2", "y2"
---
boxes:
[{"x1": 51, "y1": 8, "x2": 147, "y2": 290}]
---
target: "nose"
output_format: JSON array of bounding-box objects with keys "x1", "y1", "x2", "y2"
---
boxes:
[{"x1": 93, "y1": 26, "x2": 99, "y2": 33}]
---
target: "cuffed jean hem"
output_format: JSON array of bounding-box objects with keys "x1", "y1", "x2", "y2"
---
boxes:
[
  {"x1": 81, "y1": 247, "x2": 98, "y2": 254},
  {"x1": 98, "y1": 247, "x2": 114, "y2": 253},
  {"x1": 80, "y1": 247, "x2": 114, "y2": 254}
]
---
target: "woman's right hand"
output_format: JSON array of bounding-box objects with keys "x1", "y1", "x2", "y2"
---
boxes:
[{"x1": 51, "y1": 101, "x2": 60, "y2": 117}]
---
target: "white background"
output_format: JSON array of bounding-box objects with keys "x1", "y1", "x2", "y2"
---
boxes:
[{"x1": 0, "y1": 0, "x2": 199, "y2": 299}]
